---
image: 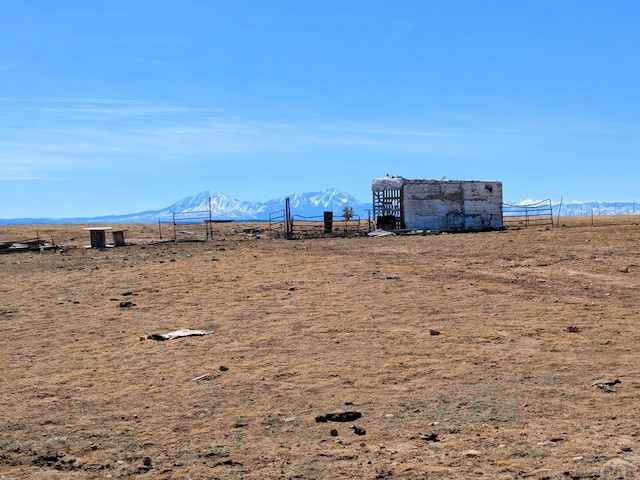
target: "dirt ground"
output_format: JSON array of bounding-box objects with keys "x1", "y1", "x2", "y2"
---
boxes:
[{"x1": 1, "y1": 218, "x2": 640, "y2": 479}]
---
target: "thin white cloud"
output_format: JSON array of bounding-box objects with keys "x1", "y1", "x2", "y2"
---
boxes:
[
  {"x1": 2, "y1": 97, "x2": 637, "y2": 182},
  {"x1": 0, "y1": 97, "x2": 191, "y2": 117}
]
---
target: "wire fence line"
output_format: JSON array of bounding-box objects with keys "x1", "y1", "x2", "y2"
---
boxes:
[
  {"x1": 158, "y1": 197, "x2": 640, "y2": 240},
  {"x1": 502, "y1": 200, "x2": 554, "y2": 229},
  {"x1": 504, "y1": 199, "x2": 640, "y2": 228}
]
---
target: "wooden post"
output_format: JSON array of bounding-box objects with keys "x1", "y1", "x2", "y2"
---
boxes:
[
  {"x1": 556, "y1": 197, "x2": 563, "y2": 228},
  {"x1": 285, "y1": 197, "x2": 293, "y2": 239},
  {"x1": 172, "y1": 213, "x2": 177, "y2": 240}
]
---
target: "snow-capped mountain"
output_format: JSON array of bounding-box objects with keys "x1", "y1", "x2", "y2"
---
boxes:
[
  {"x1": 0, "y1": 189, "x2": 372, "y2": 224},
  {"x1": 265, "y1": 188, "x2": 368, "y2": 218},
  {"x1": 162, "y1": 191, "x2": 269, "y2": 220},
  {"x1": 157, "y1": 188, "x2": 369, "y2": 221}
]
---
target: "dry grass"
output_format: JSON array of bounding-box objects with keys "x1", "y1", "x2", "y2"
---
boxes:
[{"x1": 2, "y1": 218, "x2": 640, "y2": 479}]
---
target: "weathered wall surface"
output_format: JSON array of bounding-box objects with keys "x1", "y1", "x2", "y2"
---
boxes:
[
  {"x1": 372, "y1": 177, "x2": 405, "y2": 191},
  {"x1": 461, "y1": 182, "x2": 503, "y2": 231},
  {"x1": 372, "y1": 178, "x2": 503, "y2": 231},
  {"x1": 403, "y1": 181, "x2": 465, "y2": 231}
]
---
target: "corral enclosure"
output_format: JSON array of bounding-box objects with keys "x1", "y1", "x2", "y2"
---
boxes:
[
  {"x1": 1, "y1": 218, "x2": 640, "y2": 479},
  {"x1": 373, "y1": 177, "x2": 503, "y2": 232}
]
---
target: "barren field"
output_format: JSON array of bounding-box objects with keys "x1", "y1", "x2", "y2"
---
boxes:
[{"x1": 2, "y1": 218, "x2": 640, "y2": 479}]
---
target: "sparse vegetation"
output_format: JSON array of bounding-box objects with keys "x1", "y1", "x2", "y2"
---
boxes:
[{"x1": 1, "y1": 217, "x2": 640, "y2": 478}]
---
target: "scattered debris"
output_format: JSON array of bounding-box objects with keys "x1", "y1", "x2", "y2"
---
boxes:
[
  {"x1": 463, "y1": 449, "x2": 480, "y2": 457},
  {"x1": 233, "y1": 422, "x2": 247, "y2": 428},
  {"x1": 368, "y1": 230, "x2": 395, "y2": 237},
  {"x1": 419, "y1": 433, "x2": 440, "y2": 442},
  {"x1": 590, "y1": 378, "x2": 621, "y2": 392},
  {"x1": 214, "y1": 459, "x2": 243, "y2": 467},
  {"x1": 190, "y1": 373, "x2": 211, "y2": 382},
  {"x1": 315, "y1": 411, "x2": 362, "y2": 423},
  {"x1": 350, "y1": 425, "x2": 366, "y2": 436},
  {"x1": 141, "y1": 328, "x2": 213, "y2": 341},
  {"x1": 231, "y1": 227, "x2": 264, "y2": 235},
  {"x1": 119, "y1": 301, "x2": 135, "y2": 308},
  {"x1": 0, "y1": 237, "x2": 57, "y2": 254}
]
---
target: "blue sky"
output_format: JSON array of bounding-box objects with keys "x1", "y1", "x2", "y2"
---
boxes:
[{"x1": 2, "y1": 1, "x2": 639, "y2": 218}]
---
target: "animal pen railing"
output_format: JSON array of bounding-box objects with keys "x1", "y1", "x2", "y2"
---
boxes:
[
  {"x1": 502, "y1": 199, "x2": 554, "y2": 229},
  {"x1": 171, "y1": 210, "x2": 213, "y2": 240},
  {"x1": 268, "y1": 211, "x2": 363, "y2": 239},
  {"x1": 269, "y1": 209, "x2": 288, "y2": 239}
]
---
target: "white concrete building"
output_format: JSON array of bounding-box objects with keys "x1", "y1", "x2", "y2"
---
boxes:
[{"x1": 372, "y1": 177, "x2": 503, "y2": 232}]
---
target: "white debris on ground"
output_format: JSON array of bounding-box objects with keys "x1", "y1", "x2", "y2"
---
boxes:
[
  {"x1": 367, "y1": 230, "x2": 395, "y2": 237},
  {"x1": 140, "y1": 328, "x2": 213, "y2": 341}
]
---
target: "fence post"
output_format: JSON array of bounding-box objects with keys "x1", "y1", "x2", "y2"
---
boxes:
[
  {"x1": 324, "y1": 211, "x2": 333, "y2": 233},
  {"x1": 285, "y1": 198, "x2": 293, "y2": 239},
  {"x1": 172, "y1": 213, "x2": 177, "y2": 240}
]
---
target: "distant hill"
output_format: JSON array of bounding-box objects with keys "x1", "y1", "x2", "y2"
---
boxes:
[{"x1": 0, "y1": 189, "x2": 373, "y2": 224}]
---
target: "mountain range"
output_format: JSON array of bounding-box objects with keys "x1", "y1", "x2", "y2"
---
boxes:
[
  {"x1": 0, "y1": 189, "x2": 373, "y2": 225},
  {"x1": 1, "y1": 191, "x2": 638, "y2": 225}
]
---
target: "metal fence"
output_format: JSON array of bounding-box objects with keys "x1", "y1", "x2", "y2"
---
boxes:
[
  {"x1": 502, "y1": 200, "x2": 554, "y2": 229},
  {"x1": 171, "y1": 210, "x2": 213, "y2": 240},
  {"x1": 293, "y1": 214, "x2": 362, "y2": 237},
  {"x1": 269, "y1": 209, "x2": 287, "y2": 239},
  {"x1": 268, "y1": 211, "x2": 363, "y2": 239}
]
